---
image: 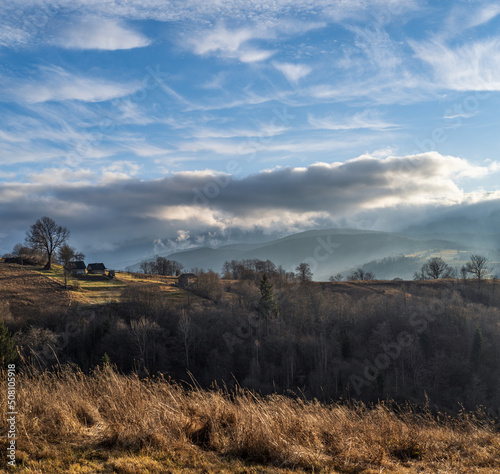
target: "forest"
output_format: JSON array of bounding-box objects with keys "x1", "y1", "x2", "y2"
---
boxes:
[{"x1": 3, "y1": 257, "x2": 500, "y2": 420}]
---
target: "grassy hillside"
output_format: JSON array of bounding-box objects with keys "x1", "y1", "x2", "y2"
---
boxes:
[
  {"x1": 1, "y1": 366, "x2": 499, "y2": 473},
  {"x1": 0, "y1": 263, "x2": 72, "y2": 322},
  {"x1": 3, "y1": 262, "x2": 500, "y2": 472},
  {"x1": 0, "y1": 262, "x2": 189, "y2": 310}
]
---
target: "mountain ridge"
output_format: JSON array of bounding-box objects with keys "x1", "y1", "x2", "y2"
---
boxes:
[{"x1": 126, "y1": 227, "x2": 488, "y2": 280}]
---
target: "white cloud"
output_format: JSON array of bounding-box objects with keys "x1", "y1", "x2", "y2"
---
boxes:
[
  {"x1": 348, "y1": 24, "x2": 402, "y2": 73},
  {"x1": 464, "y1": 3, "x2": 500, "y2": 30},
  {"x1": 28, "y1": 168, "x2": 94, "y2": 185},
  {"x1": 443, "y1": 111, "x2": 478, "y2": 120},
  {"x1": 5, "y1": 66, "x2": 140, "y2": 103},
  {"x1": 442, "y1": 3, "x2": 500, "y2": 40},
  {"x1": 1, "y1": 1, "x2": 417, "y2": 25},
  {"x1": 191, "y1": 125, "x2": 287, "y2": 139},
  {"x1": 239, "y1": 49, "x2": 275, "y2": 63},
  {"x1": 178, "y1": 130, "x2": 389, "y2": 159},
  {"x1": 412, "y1": 38, "x2": 500, "y2": 91},
  {"x1": 191, "y1": 26, "x2": 257, "y2": 55},
  {"x1": 176, "y1": 230, "x2": 190, "y2": 242},
  {"x1": 0, "y1": 24, "x2": 29, "y2": 47},
  {"x1": 188, "y1": 24, "x2": 274, "y2": 63},
  {"x1": 51, "y1": 17, "x2": 150, "y2": 50},
  {"x1": 308, "y1": 110, "x2": 397, "y2": 131},
  {"x1": 124, "y1": 142, "x2": 173, "y2": 157},
  {"x1": 273, "y1": 62, "x2": 312, "y2": 83},
  {"x1": 187, "y1": 19, "x2": 325, "y2": 64},
  {"x1": 179, "y1": 140, "x2": 252, "y2": 155},
  {"x1": 307, "y1": 73, "x2": 437, "y2": 106}
]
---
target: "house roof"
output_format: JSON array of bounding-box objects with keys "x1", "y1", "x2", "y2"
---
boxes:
[
  {"x1": 88, "y1": 263, "x2": 106, "y2": 270},
  {"x1": 179, "y1": 273, "x2": 197, "y2": 278},
  {"x1": 72, "y1": 261, "x2": 86, "y2": 270}
]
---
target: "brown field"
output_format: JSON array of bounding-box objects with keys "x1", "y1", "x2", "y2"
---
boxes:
[
  {"x1": 0, "y1": 262, "x2": 191, "y2": 311},
  {"x1": 0, "y1": 263, "x2": 71, "y2": 321},
  {"x1": 1, "y1": 366, "x2": 500, "y2": 473},
  {"x1": 3, "y1": 260, "x2": 491, "y2": 312},
  {"x1": 2, "y1": 263, "x2": 500, "y2": 472}
]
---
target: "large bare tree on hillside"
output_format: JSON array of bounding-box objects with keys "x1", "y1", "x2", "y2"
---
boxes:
[
  {"x1": 25, "y1": 217, "x2": 70, "y2": 270},
  {"x1": 465, "y1": 254, "x2": 492, "y2": 282},
  {"x1": 348, "y1": 267, "x2": 375, "y2": 281},
  {"x1": 416, "y1": 257, "x2": 454, "y2": 280}
]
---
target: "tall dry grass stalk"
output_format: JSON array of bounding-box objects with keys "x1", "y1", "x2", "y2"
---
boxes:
[{"x1": 1, "y1": 365, "x2": 499, "y2": 473}]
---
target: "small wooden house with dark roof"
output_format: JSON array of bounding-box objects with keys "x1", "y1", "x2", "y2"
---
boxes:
[
  {"x1": 68, "y1": 261, "x2": 86, "y2": 275},
  {"x1": 87, "y1": 263, "x2": 106, "y2": 275}
]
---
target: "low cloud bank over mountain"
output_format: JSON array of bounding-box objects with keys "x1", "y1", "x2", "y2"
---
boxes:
[{"x1": 1, "y1": 152, "x2": 499, "y2": 267}]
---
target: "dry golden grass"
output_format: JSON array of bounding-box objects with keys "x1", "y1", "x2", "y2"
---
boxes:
[
  {"x1": 0, "y1": 263, "x2": 192, "y2": 309},
  {"x1": 0, "y1": 264, "x2": 71, "y2": 322},
  {"x1": 1, "y1": 366, "x2": 499, "y2": 473}
]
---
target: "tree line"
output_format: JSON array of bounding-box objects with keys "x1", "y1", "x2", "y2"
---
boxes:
[
  {"x1": 413, "y1": 255, "x2": 494, "y2": 282},
  {"x1": 140, "y1": 256, "x2": 184, "y2": 276}
]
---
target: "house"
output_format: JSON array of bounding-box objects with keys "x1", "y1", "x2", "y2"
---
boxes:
[
  {"x1": 87, "y1": 263, "x2": 106, "y2": 275},
  {"x1": 178, "y1": 273, "x2": 197, "y2": 289},
  {"x1": 67, "y1": 261, "x2": 86, "y2": 275}
]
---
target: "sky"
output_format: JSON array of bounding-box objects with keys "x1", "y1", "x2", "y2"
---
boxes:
[{"x1": 1, "y1": 0, "x2": 500, "y2": 267}]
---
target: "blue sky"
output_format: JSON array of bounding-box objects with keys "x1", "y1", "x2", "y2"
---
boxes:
[{"x1": 1, "y1": 0, "x2": 500, "y2": 266}]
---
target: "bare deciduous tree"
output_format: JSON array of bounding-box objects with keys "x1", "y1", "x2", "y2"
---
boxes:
[
  {"x1": 57, "y1": 244, "x2": 85, "y2": 267},
  {"x1": 417, "y1": 257, "x2": 454, "y2": 280},
  {"x1": 295, "y1": 262, "x2": 313, "y2": 282},
  {"x1": 129, "y1": 316, "x2": 160, "y2": 372},
  {"x1": 25, "y1": 216, "x2": 70, "y2": 270},
  {"x1": 11, "y1": 243, "x2": 39, "y2": 264},
  {"x1": 178, "y1": 310, "x2": 192, "y2": 370},
  {"x1": 348, "y1": 268, "x2": 375, "y2": 281},
  {"x1": 465, "y1": 255, "x2": 492, "y2": 282},
  {"x1": 329, "y1": 273, "x2": 344, "y2": 282}
]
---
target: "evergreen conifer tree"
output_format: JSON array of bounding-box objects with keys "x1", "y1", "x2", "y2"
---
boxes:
[{"x1": 258, "y1": 273, "x2": 279, "y2": 318}]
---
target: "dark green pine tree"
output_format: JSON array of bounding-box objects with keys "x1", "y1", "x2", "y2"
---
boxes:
[
  {"x1": 258, "y1": 273, "x2": 279, "y2": 319},
  {"x1": 100, "y1": 352, "x2": 112, "y2": 369},
  {"x1": 0, "y1": 321, "x2": 17, "y2": 365}
]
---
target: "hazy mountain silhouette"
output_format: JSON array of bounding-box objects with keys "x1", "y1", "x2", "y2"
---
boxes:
[{"x1": 127, "y1": 228, "x2": 481, "y2": 280}]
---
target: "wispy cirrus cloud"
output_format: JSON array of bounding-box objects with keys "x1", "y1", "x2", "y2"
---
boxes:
[
  {"x1": 461, "y1": 3, "x2": 500, "y2": 30},
  {"x1": 190, "y1": 125, "x2": 287, "y2": 139},
  {"x1": 412, "y1": 38, "x2": 500, "y2": 91},
  {"x1": 4, "y1": 66, "x2": 140, "y2": 103},
  {"x1": 0, "y1": 1, "x2": 417, "y2": 27},
  {"x1": 308, "y1": 110, "x2": 398, "y2": 131},
  {"x1": 50, "y1": 16, "x2": 151, "y2": 50},
  {"x1": 178, "y1": 136, "x2": 362, "y2": 156},
  {"x1": 0, "y1": 24, "x2": 29, "y2": 47},
  {"x1": 441, "y1": 2, "x2": 500, "y2": 39}
]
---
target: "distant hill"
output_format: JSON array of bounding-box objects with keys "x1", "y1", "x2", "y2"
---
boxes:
[{"x1": 127, "y1": 228, "x2": 473, "y2": 280}]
